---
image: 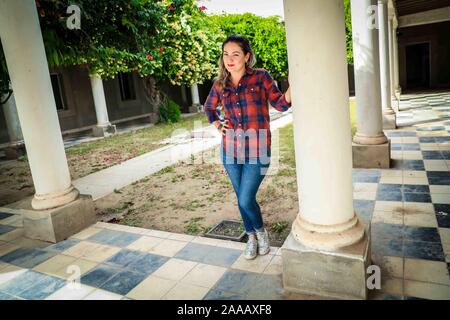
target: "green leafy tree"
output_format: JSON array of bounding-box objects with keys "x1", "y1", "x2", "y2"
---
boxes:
[
  {"x1": 208, "y1": 13, "x2": 288, "y2": 79},
  {"x1": 344, "y1": 0, "x2": 353, "y2": 65},
  {"x1": 158, "y1": 0, "x2": 224, "y2": 85},
  {"x1": 35, "y1": 0, "x2": 167, "y2": 79}
]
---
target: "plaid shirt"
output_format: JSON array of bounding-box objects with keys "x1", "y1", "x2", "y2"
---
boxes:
[{"x1": 204, "y1": 67, "x2": 291, "y2": 161}]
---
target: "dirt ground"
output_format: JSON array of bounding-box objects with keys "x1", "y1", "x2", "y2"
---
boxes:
[
  {"x1": 0, "y1": 149, "x2": 143, "y2": 207},
  {"x1": 0, "y1": 114, "x2": 208, "y2": 207},
  {"x1": 1, "y1": 123, "x2": 299, "y2": 247},
  {"x1": 95, "y1": 144, "x2": 299, "y2": 247}
]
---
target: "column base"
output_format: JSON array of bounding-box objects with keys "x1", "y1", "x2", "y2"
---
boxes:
[
  {"x1": 382, "y1": 113, "x2": 396, "y2": 130},
  {"x1": 31, "y1": 185, "x2": 80, "y2": 210},
  {"x1": 392, "y1": 98, "x2": 400, "y2": 112},
  {"x1": 281, "y1": 223, "x2": 371, "y2": 300},
  {"x1": 18, "y1": 194, "x2": 95, "y2": 243},
  {"x1": 188, "y1": 104, "x2": 202, "y2": 113},
  {"x1": 394, "y1": 87, "x2": 401, "y2": 99},
  {"x1": 352, "y1": 140, "x2": 391, "y2": 168},
  {"x1": 92, "y1": 123, "x2": 117, "y2": 137}
]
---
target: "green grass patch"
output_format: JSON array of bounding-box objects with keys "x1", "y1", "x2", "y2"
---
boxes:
[
  {"x1": 154, "y1": 165, "x2": 174, "y2": 176},
  {"x1": 65, "y1": 113, "x2": 209, "y2": 157},
  {"x1": 121, "y1": 214, "x2": 143, "y2": 227},
  {"x1": 105, "y1": 201, "x2": 133, "y2": 214},
  {"x1": 271, "y1": 221, "x2": 289, "y2": 234},
  {"x1": 184, "y1": 217, "x2": 206, "y2": 234}
]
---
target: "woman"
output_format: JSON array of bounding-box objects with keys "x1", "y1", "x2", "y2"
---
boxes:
[{"x1": 204, "y1": 34, "x2": 292, "y2": 259}]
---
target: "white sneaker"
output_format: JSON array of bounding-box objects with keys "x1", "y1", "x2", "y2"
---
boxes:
[
  {"x1": 256, "y1": 228, "x2": 270, "y2": 255},
  {"x1": 244, "y1": 233, "x2": 257, "y2": 260}
]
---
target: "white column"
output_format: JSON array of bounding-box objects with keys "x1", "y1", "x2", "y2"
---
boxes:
[
  {"x1": 89, "y1": 74, "x2": 112, "y2": 127},
  {"x1": 352, "y1": 0, "x2": 388, "y2": 145},
  {"x1": 189, "y1": 83, "x2": 201, "y2": 112},
  {"x1": 392, "y1": 17, "x2": 401, "y2": 96},
  {"x1": 379, "y1": 0, "x2": 395, "y2": 115},
  {"x1": 0, "y1": 0, "x2": 79, "y2": 210},
  {"x1": 2, "y1": 83, "x2": 23, "y2": 142},
  {"x1": 388, "y1": 14, "x2": 396, "y2": 101},
  {"x1": 284, "y1": 0, "x2": 364, "y2": 250},
  {"x1": 190, "y1": 84, "x2": 200, "y2": 106}
]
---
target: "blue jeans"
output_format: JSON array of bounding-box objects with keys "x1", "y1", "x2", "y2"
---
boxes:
[{"x1": 222, "y1": 155, "x2": 270, "y2": 234}]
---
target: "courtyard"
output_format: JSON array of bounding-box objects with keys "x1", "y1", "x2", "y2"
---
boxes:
[{"x1": 0, "y1": 92, "x2": 449, "y2": 299}]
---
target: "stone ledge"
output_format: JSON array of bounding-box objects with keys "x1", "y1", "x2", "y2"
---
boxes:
[
  {"x1": 9, "y1": 194, "x2": 96, "y2": 243},
  {"x1": 281, "y1": 223, "x2": 371, "y2": 300},
  {"x1": 383, "y1": 114, "x2": 397, "y2": 130},
  {"x1": 352, "y1": 140, "x2": 391, "y2": 169}
]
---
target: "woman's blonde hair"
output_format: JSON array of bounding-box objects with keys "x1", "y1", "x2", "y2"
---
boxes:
[{"x1": 215, "y1": 34, "x2": 257, "y2": 89}]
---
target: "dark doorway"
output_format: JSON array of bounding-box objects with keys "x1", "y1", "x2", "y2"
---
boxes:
[{"x1": 405, "y1": 43, "x2": 430, "y2": 89}]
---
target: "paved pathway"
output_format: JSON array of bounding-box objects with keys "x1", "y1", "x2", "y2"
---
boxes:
[
  {"x1": 396, "y1": 91, "x2": 450, "y2": 126},
  {"x1": 73, "y1": 109, "x2": 293, "y2": 200}
]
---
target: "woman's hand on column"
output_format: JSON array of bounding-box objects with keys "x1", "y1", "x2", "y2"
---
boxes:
[
  {"x1": 285, "y1": 86, "x2": 291, "y2": 104},
  {"x1": 214, "y1": 120, "x2": 230, "y2": 136}
]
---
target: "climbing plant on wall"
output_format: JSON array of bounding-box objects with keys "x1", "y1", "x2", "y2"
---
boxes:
[
  {"x1": 0, "y1": 0, "x2": 355, "y2": 98},
  {"x1": 344, "y1": 0, "x2": 354, "y2": 65},
  {"x1": 157, "y1": 0, "x2": 224, "y2": 85},
  {"x1": 207, "y1": 13, "x2": 288, "y2": 80},
  {"x1": 35, "y1": 0, "x2": 167, "y2": 79}
]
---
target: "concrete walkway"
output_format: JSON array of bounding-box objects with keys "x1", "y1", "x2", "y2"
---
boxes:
[
  {"x1": 397, "y1": 91, "x2": 450, "y2": 127},
  {"x1": 73, "y1": 109, "x2": 293, "y2": 200}
]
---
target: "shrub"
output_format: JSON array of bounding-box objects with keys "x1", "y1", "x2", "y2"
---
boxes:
[{"x1": 159, "y1": 99, "x2": 181, "y2": 123}]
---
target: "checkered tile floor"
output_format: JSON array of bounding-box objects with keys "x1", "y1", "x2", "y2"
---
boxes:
[
  {"x1": 1, "y1": 121, "x2": 450, "y2": 300},
  {"x1": 0, "y1": 221, "x2": 287, "y2": 300},
  {"x1": 352, "y1": 118, "x2": 450, "y2": 299},
  {"x1": 397, "y1": 92, "x2": 450, "y2": 126}
]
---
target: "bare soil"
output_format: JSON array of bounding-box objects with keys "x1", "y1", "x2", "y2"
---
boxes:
[
  {"x1": 94, "y1": 124, "x2": 298, "y2": 247},
  {"x1": 0, "y1": 114, "x2": 208, "y2": 207},
  {"x1": 1, "y1": 122, "x2": 298, "y2": 247}
]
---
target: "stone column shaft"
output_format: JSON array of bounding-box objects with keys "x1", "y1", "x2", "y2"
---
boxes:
[
  {"x1": 284, "y1": 0, "x2": 364, "y2": 250},
  {"x1": 379, "y1": 1, "x2": 395, "y2": 115},
  {"x1": 387, "y1": 15, "x2": 396, "y2": 101},
  {"x1": 0, "y1": 0, "x2": 78, "y2": 210},
  {"x1": 90, "y1": 74, "x2": 111, "y2": 126},
  {"x1": 189, "y1": 83, "x2": 201, "y2": 113},
  {"x1": 89, "y1": 74, "x2": 116, "y2": 137},
  {"x1": 392, "y1": 18, "x2": 401, "y2": 96},
  {"x1": 281, "y1": 0, "x2": 370, "y2": 300},
  {"x1": 2, "y1": 83, "x2": 23, "y2": 142},
  {"x1": 190, "y1": 84, "x2": 200, "y2": 106},
  {"x1": 352, "y1": 0, "x2": 388, "y2": 145}
]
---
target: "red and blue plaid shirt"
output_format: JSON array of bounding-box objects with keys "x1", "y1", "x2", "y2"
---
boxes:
[{"x1": 204, "y1": 67, "x2": 291, "y2": 161}]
